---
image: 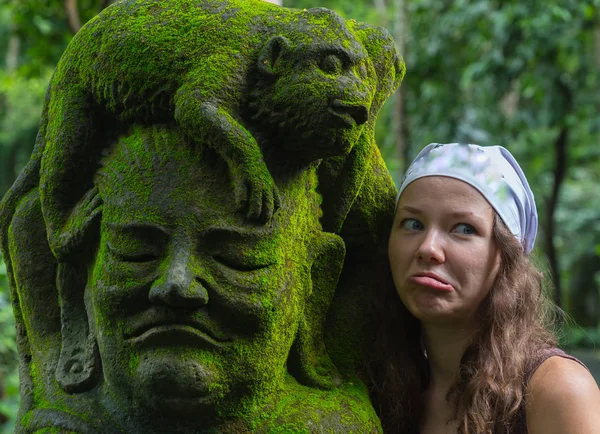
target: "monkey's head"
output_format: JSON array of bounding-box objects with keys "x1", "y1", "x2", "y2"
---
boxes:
[{"x1": 246, "y1": 13, "x2": 379, "y2": 167}]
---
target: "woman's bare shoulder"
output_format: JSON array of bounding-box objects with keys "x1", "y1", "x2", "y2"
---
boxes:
[{"x1": 526, "y1": 355, "x2": 600, "y2": 434}]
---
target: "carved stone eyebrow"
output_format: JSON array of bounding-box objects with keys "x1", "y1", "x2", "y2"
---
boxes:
[
  {"x1": 203, "y1": 225, "x2": 276, "y2": 243},
  {"x1": 319, "y1": 46, "x2": 355, "y2": 64},
  {"x1": 105, "y1": 222, "x2": 171, "y2": 237}
]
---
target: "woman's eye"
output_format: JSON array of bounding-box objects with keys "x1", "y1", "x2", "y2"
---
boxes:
[
  {"x1": 320, "y1": 54, "x2": 343, "y2": 74},
  {"x1": 454, "y1": 223, "x2": 476, "y2": 235},
  {"x1": 400, "y1": 218, "x2": 424, "y2": 231}
]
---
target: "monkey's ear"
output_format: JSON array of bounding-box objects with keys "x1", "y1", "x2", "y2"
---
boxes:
[{"x1": 257, "y1": 35, "x2": 291, "y2": 76}]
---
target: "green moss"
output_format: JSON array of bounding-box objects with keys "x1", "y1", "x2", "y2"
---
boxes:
[
  {"x1": 2, "y1": 0, "x2": 404, "y2": 431},
  {"x1": 248, "y1": 374, "x2": 381, "y2": 432},
  {"x1": 31, "y1": 428, "x2": 78, "y2": 434}
]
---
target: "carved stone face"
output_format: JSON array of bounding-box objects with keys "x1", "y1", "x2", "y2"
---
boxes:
[
  {"x1": 248, "y1": 33, "x2": 377, "y2": 165},
  {"x1": 87, "y1": 126, "x2": 315, "y2": 420},
  {"x1": 274, "y1": 44, "x2": 376, "y2": 157}
]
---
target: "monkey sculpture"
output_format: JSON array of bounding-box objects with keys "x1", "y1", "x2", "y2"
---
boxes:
[{"x1": 0, "y1": 0, "x2": 396, "y2": 262}]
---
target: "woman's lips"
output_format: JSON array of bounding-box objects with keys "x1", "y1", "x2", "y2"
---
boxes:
[{"x1": 409, "y1": 274, "x2": 454, "y2": 291}]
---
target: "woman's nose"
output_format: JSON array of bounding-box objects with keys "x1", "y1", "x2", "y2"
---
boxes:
[
  {"x1": 416, "y1": 229, "x2": 445, "y2": 263},
  {"x1": 149, "y1": 248, "x2": 209, "y2": 308}
]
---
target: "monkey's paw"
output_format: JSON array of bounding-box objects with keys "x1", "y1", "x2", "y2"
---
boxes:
[{"x1": 232, "y1": 170, "x2": 281, "y2": 223}]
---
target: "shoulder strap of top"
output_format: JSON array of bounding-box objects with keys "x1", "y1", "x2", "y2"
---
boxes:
[
  {"x1": 512, "y1": 347, "x2": 589, "y2": 434},
  {"x1": 524, "y1": 347, "x2": 589, "y2": 385}
]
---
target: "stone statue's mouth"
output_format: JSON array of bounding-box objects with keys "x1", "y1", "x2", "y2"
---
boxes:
[
  {"x1": 126, "y1": 316, "x2": 232, "y2": 348},
  {"x1": 330, "y1": 99, "x2": 369, "y2": 126},
  {"x1": 128, "y1": 324, "x2": 228, "y2": 349}
]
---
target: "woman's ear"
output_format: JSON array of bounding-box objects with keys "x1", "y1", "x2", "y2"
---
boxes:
[{"x1": 288, "y1": 231, "x2": 345, "y2": 389}]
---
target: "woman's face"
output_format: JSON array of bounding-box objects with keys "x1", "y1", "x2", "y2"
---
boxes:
[{"x1": 388, "y1": 176, "x2": 501, "y2": 328}]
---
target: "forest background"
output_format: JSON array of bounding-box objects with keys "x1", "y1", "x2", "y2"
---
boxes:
[{"x1": 0, "y1": 0, "x2": 599, "y2": 431}]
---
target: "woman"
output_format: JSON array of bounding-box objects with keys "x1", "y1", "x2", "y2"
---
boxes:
[{"x1": 369, "y1": 143, "x2": 600, "y2": 433}]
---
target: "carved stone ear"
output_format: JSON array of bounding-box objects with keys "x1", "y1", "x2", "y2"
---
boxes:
[
  {"x1": 53, "y1": 186, "x2": 102, "y2": 262},
  {"x1": 53, "y1": 188, "x2": 102, "y2": 393},
  {"x1": 55, "y1": 263, "x2": 100, "y2": 393},
  {"x1": 257, "y1": 35, "x2": 291, "y2": 76},
  {"x1": 288, "y1": 231, "x2": 345, "y2": 389}
]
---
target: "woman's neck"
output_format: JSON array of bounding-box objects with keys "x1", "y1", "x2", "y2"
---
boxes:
[{"x1": 422, "y1": 322, "x2": 474, "y2": 390}]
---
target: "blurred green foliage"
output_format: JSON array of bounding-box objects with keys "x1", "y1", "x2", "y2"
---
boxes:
[
  {"x1": 562, "y1": 324, "x2": 600, "y2": 350},
  {"x1": 0, "y1": 253, "x2": 18, "y2": 434},
  {"x1": 0, "y1": 0, "x2": 599, "y2": 428}
]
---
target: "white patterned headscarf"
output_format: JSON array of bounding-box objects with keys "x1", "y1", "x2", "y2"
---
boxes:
[{"x1": 396, "y1": 143, "x2": 538, "y2": 254}]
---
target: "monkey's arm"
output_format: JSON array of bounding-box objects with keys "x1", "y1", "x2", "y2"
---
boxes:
[
  {"x1": 321, "y1": 137, "x2": 396, "y2": 378},
  {"x1": 173, "y1": 73, "x2": 279, "y2": 223},
  {"x1": 318, "y1": 131, "x2": 372, "y2": 234}
]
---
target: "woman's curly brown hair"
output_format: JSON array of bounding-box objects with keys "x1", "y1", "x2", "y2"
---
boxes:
[{"x1": 366, "y1": 215, "x2": 557, "y2": 434}]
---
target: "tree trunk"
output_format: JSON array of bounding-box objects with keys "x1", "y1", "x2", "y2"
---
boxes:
[
  {"x1": 371, "y1": 0, "x2": 409, "y2": 176},
  {"x1": 373, "y1": 0, "x2": 388, "y2": 24},
  {"x1": 5, "y1": 14, "x2": 20, "y2": 72},
  {"x1": 545, "y1": 125, "x2": 568, "y2": 308},
  {"x1": 5, "y1": 35, "x2": 20, "y2": 72},
  {"x1": 392, "y1": 0, "x2": 407, "y2": 174},
  {"x1": 0, "y1": 142, "x2": 18, "y2": 198},
  {"x1": 545, "y1": 75, "x2": 573, "y2": 309},
  {"x1": 2, "y1": 23, "x2": 20, "y2": 196},
  {"x1": 65, "y1": 0, "x2": 81, "y2": 34}
]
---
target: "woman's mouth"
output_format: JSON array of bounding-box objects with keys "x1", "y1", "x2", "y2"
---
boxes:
[{"x1": 409, "y1": 273, "x2": 454, "y2": 292}]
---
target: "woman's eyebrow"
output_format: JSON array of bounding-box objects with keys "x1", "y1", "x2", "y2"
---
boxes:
[
  {"x1": 448, "y1": 211, "x2": 476, "y2": 218},
  {"x1": 397, "y1": 205, "x2": 422, "y2": 214},
  {"x1": 448, "y1": 210, "x2": 488, "y2": 219},
  {"x1": 448, "y1": 211, "x2": 489, "y2": 226},
  {"x1": 398, "y1": 208, "x2": 488, "y2": 224}
]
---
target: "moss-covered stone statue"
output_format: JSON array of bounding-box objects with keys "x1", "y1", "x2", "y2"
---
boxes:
[{"x1": 0, "y1": 0, "x2": 404, "y2": 432}]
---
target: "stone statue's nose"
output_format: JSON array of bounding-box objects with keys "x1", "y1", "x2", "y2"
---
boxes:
[
  {"x1": 149, "y1": 252, "x2": 209, "y2": 308},
  {"x1": 345, "y1": 104, "x2": 369, "y2": 125},
  {"x1": 331, "y1": 99, "x2": 369, "y2": 126}
]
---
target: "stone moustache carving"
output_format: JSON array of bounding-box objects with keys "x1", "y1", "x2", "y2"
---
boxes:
[{"x1": 0, "y1": 0, "x2": 404, "y2": 432}]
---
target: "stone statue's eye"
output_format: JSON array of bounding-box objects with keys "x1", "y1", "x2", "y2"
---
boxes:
[
  {"x1": 105, "y1": 224, "x2": 168, "y2": 264},
  {"x1": 122, "y1": 253, "x2": 159, "y2": 263},
  {"x1": 320, "y1": 54, "x2": 343, "y2": 74},
  {"x1": 107, "y1": 243, "x2": 160, "y2": 263},
  {"x1": 213, "y1": 255, "x2": 273, "y2": 272}
]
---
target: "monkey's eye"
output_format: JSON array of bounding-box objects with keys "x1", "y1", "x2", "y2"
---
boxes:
[{"x1": 320, "y1": 54, "x2": 343, "y2": 74}]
